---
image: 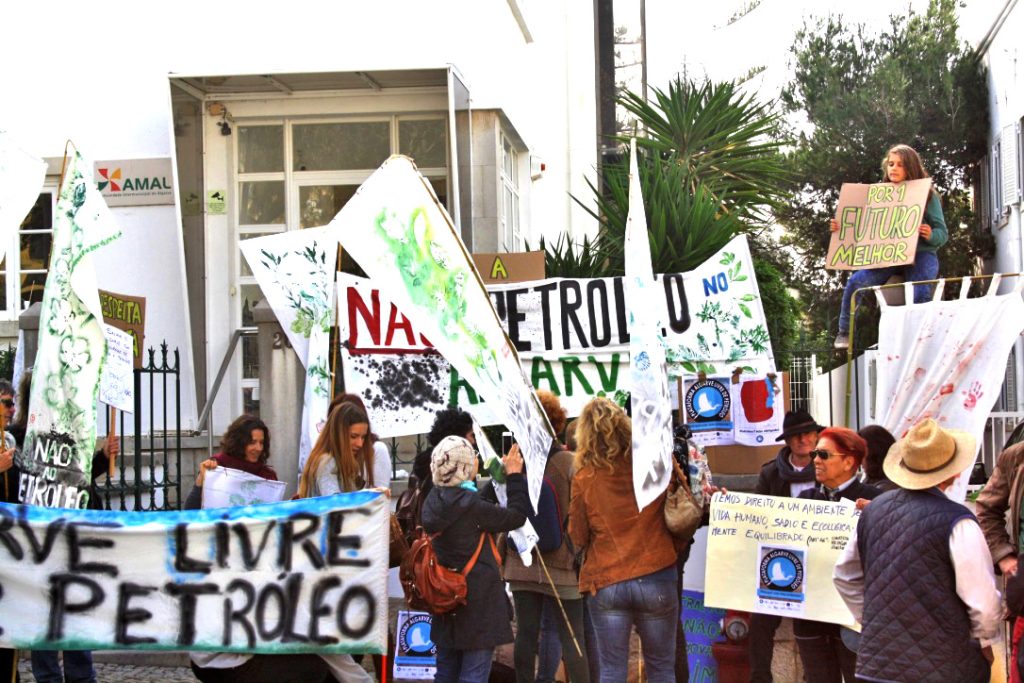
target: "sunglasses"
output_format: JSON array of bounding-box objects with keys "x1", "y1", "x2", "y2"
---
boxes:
[
  {"x1": 0, "y1": 399, "x2": 13, "y2": 408},
  {"x1": 810, "y1": 448, "x2": 842, "y2": 461}
]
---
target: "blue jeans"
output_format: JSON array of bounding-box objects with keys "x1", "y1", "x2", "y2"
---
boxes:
[
  {"x1": 589, "y1": 566, "x2": 678, "y2": 683},
  {"x1": 31, "y1": 650, "x2": 96, "y2": 683},
  {"x1": 434, "y1": 647, "x2": 493, "y2": 683},
  {"x1": 837, "y1": 250, "x2": 939, "y2": 333}
]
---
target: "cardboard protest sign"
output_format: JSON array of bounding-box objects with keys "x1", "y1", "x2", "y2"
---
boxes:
[
  {"x1": 201, "y1": 467, "x2": 286, "y2": 508},
  {"x1": 240, "y1": 228, "x2": 334, "y2": 475},
  {"x1": 17, "y1": 151, "x2": 121, "y2": 509},
  {"x1": 0, "y1": 491, "x2": 388, "y2": 653},
  {"x1": 98, "y1": 290, "x2": 146, "y2": 369},
  {"x1": 682, "y1": 590, "x2": 726, "y2": 682},
  {"x1": 393, "y1": 610, "x2": 436, "y2": 679},
  {"x1": 624, "y1": 140, "x2": 674, "y2": 510},
  {"x1": 326, "y1": 155, "x2": 553, "y2": 515},
  {"x1": 704, "y1": 492, "x2": 858, "y2": 624},
  {"x1": 470, "y1": 251, "x2": 545, "y2": 284},
  {"x1": 826, "y1": 178, "x2": 931, "y2": 271},
  {"x1": 99, "y1": 324, "x2": 134, "y2": 412}
]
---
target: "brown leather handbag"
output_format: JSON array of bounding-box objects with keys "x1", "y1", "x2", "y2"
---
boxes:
[
  {"x1": 664, "y1": 458, "x2": 702, "y2": 542},
  {"x1": 400, "y1": 529, "x2": 500, "y2": 614}
]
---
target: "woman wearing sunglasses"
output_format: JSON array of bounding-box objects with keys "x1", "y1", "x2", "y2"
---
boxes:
[{"x1": 793, "y1": 427, "x2": 882, "y2": 682}]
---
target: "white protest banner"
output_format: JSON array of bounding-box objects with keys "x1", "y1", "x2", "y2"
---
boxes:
[
  {"x1": 705, "y1": 492, "x2": 858, "y2": 625},
  {"x1": 240, "y1": 229, "x2": 334, "y2": 474},
  {"x1": 394, "y1": 610, "x2": 436, "y2": 679},
  {"x1": 201, "y1": 467, "x2": 286, "y2": 508},
  {"x1": 0, "y1": 131, "x2": 47, "y2": 265},
  {"x1": 875, "y1": 277, "x2": 1024, "y2": 501},
  {"x1": 17, "y1": 150, "x2": 121, "y2": 509},
  {"x1": 0, "y1": 491, "x2": 388, "y2": 653},
  {"x1": 327, "y1": 156, "x2": 553, "y2": 513},
  {"x1": 624, "y1": 139, "x2": 673, "y2": 510},
  {"x1": 99, "y1": 324, "x2": 133, "y2": 413}
]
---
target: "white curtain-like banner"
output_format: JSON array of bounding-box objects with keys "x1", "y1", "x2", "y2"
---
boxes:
[
  {"x1": 0, "y1": 492, "x2": 388, "y2": 653},
  {"x1": 875, "y1": 276, "x2": 1024, "y2": 500}
]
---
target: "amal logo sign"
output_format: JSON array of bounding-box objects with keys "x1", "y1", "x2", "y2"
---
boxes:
[{"x1": 94, "y1": 158, "x2": 175, "y2": 207}]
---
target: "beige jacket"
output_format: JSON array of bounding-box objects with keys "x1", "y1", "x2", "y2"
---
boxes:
[{"x1": 975, "y1": 441, "x2": 1024, "y2": 570}]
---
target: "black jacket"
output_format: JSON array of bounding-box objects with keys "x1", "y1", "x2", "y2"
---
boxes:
[
  {"x1": 421, "y1": 472, "x2": 531, "y2": 650},
  {"x1": 756, "y1": 447, "x2": 817, "y2": 497}
]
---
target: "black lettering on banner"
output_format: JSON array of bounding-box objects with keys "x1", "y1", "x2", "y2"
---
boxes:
[
  {"x1": 278, "y1": 513, "x2": 324, "y2": 571},
  {"x1": 505, "y1": 288, "x2": 531, "y2": 352},
  {"x1": 586, "y1": 280, "x2": 611, "y2": 347},
  {"x1": 535, "y1": 282, "x2": 558, "y2": 349},
  {"x1": 165, "y1": 582, "x2": 219, "y2": 646},
  {"x1": 115, "y1": 583, "x2": 158, "y2": 645},
  {"x1": 255, "y1": 582, "x2": 287, "y2": 641},
  {"x1": 0, "y1": 508, "x2": 24, "y2": 560},
  {"x1": 47, "y1": 573, "x2": 104, "y2": 640},
  {"x1": 662, "y1": 273, "x2": 690, "y2": 334},
  {"x1": 489, "y1": 291, "x2": 506, "y2": 323},
  {"x1": 336, "y1": 585, "x2": 376, "y2": 639},
  {"x1": 0, "y1": 582, "x2": 4, "y2": 636},
  {"x1": 21, "y1": 517, "x2": 66, "y2": 564},
  {"x1": 67, "y1": 522, "x2": 118, "y2": 577},
  {"x1": 215, "y1": 521, "x2": 230, "y2": 568},
  {"x1": 612, "y1": 277, "x2": 630, "y2": 344},
  {"x1": 282, "y1": 573, "x2": 310, "y2": 643},
  {"x1": 309, "y1": 576, "x2": 341, "y2": 645},
  {"x1": 234, "y1": 521, "x2": 277, "y2": 570},
  {"x1": 326, "y1": 509, "x2": 371, "y2": 568},
  {"x1": 559, "y1": 281, "x2": 588, "y2": 349},
  {"x1": 222, "y1": 579, "x2": 256, "y2": 648},
  {"x1": 174, "y1": 523, "x2": 212, "y2": 574}
]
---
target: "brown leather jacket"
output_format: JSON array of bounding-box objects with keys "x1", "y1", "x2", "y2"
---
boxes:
[
  {"x1": 976, "y1": 441, "x2": 1024, "y2": 570},
  {"x1": 568, "y1": 458, "x2": 677, "y2": 594}
]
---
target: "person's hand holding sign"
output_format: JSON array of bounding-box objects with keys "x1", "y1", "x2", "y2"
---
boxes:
[
  {"x1": 829, "y1": 218, "x2": 839, "y2": 233},
  {"x1": 919, "y1": 223, "x2": 932, "y2": 240}
]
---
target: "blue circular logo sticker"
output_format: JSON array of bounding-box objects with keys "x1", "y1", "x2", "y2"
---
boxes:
[
  {"x1": 759, "y1": 548, "x2": 804, "y2": 593},
  {"x1": 684, "y1": 379, "x2": 731, "y2": 423}
]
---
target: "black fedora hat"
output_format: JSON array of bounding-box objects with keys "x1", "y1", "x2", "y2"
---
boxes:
[{"x1": 776, "y1": 409, "x2": 825, "y2": 442}]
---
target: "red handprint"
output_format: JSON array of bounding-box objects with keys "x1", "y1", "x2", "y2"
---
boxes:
[{"x1": 962, "y1": 382, "x2": 984, "y2": 410}]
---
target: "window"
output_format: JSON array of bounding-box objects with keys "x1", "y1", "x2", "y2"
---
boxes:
[
  {"x1": 991, "y1": 141, "x2": 1004, "y2": 227},
  {"x1": 233, "y1": 115, "x2": 449, "y2": 411},
  {"x1": 500, "y1": 134, "x2": 522, "y2": 252},
  {"x1": 4, "y1": 190, "x2": 58, "y2": 319}
]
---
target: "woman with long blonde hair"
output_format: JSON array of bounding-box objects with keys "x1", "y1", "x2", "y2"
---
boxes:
[
  {"x1": 568, "y1": 397, "x2": 678, "y2": 682},
  {"x1": 298, "y1": 402, "x2": 372, "y2": 497}
]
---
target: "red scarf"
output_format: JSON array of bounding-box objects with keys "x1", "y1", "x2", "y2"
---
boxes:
[{"x1": 213, "y1": 452, "x2": 278, "y2": 481}]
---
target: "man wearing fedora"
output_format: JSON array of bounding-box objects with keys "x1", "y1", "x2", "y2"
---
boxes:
[
  {"x1": 833, "y1": 419, "x2": 1001, "y2": 683},
  {"x1": 749, "y1": 409, "x2": 824, "y2": 682}
]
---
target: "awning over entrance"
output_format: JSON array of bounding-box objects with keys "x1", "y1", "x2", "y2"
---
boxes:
[{"x1": 171, "y1": 68, "x2": 451, "y2": 97}]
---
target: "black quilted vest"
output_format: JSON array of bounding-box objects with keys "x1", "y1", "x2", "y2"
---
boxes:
[{"x1": 857, "y1": 487, "x2": 989, "y2": 683}]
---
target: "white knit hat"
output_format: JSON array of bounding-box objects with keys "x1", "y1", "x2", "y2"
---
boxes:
[{"x1": 430, "y1": 435, "x2": 478, "y2": 487}]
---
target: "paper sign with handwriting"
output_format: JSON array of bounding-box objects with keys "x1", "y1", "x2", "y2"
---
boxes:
[
  {"x1": 704, "y1": 492, "x2": 859, "y2": 624},
  {"x1": 826, "y1": 178, "x2": 931, "y2": 271}
]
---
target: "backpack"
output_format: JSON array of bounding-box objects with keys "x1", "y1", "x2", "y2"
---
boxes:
[
  {"x1": 526, "y1": 475, "x2": 563, "y2": 554},
  {"x1": 400, "y1": 528, "x2": 500, "y2": 614},
  {"x1": 395, "y1": 474, "x2": 425, "y2": 545}
]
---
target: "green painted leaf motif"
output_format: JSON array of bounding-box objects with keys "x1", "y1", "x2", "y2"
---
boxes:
[
  {"x1": 739, "y1": 303, "x2": 752, "y2": 318},
  {"x1": 733, "y1": 275, "x2": 748, "y2": 282},
  {"x1": 682, "y1": 361, "x2": 697, "y2": 373},
  {"x1": 740, "y1": 294, "x2": 757, "y2": 302}
]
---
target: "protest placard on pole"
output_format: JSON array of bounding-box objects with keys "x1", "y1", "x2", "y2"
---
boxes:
[
  {"x1": 704, "y1": 492, "x2": 859, "y2": 625},
  {"x1": 0, "y1": 491, "x2": 388, "y2": 653},
  {"x1": 98, "y1": 290, "x2": 146, "y2": 369},
  {"x1": 99, "y1": 324, "x2": 134, "y2": 413},
  {"x1": 826, "y1": 178, "x2": 931, "y2": 270}
]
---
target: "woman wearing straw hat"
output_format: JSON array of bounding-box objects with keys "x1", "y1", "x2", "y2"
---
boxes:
[{"x1": 833, "y1": 419, "x2": 1001, "y2": 683}]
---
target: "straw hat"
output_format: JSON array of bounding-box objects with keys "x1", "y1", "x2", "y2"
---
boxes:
[{"x1": 883, "y1": 419, "x2": 976, "y2": 490}]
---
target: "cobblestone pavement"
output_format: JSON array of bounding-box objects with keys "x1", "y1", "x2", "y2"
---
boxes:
[{"x1": 18, "y1": 661, "x2": 196, "y2": 682}]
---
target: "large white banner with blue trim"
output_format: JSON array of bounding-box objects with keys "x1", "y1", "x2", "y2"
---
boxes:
[{"x1": 0, "y1": 492, "x2": 388, "y2": 653}]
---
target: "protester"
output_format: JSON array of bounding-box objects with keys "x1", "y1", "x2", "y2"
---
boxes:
[
  {"x1": 749, "y1": 409, "x2": 823, "y2": 682},
  {"x1": 421, "y1": 435, "x2": 531, "y2": 682},
  {"x1": 328, "y1": 392, "x2": 392, "y2": 490},
  {"x1": 858, "y1": 425, "x2": 897, "y2": 491},
  {"x1": 412, "y1": 408, "x2": 475, "y2": 496},
  {"x1": 0, "y1": 380, "x2": 14, "y2": 424},
  {"x1": 184, "y1": 416, "x2": 363, "y2": 683},
  {"x1": 1003, "y1": 551, "x2": 1024, "y2": 681},
  {"x1": 568, "y1": 397, "x2": 678, "y2": 682},
  {"x1": 504, "y1": 390, "x2": 589, "y2": 683},
  {"x1": 12, "y1": 369, "x2": 117, "y2": 683},
  {"x1": 833, "y1": 419, "x2": 1001, "y2": 682},
  {"x1": 298, "y1": 403, "x2": 380, "y2": 498},
  {"x1": 832, "y1": 144, "x2": 948, "y2": 349},
  {"x1": 975, "y1": 430, "x2": 1024, "y2": 680},
  {"x1": 0, "y1": 381, "x2": 16, "y2": 682},
  {"x1": 793, "y1": 428, "x2": 880, "y2": 682}
]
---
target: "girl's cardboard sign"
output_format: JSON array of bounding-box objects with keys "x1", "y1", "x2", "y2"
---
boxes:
[{"x1": 826, "y1": 178, "x2": 931, "y2": 270}]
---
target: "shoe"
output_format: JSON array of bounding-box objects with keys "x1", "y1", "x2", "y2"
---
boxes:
[{"x1": 833, "y1": 333, "x2": 849, "y2": 350}]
